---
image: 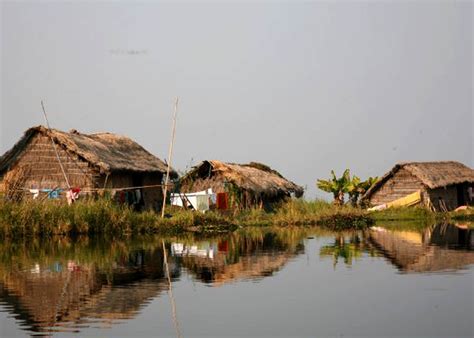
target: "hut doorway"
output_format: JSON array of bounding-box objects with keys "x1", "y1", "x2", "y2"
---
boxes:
[{"x1": 456, "y1": 184, "x2": 466, "y2": 207}]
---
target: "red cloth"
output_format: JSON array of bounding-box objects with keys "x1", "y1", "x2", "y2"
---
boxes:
[
  {"x1": 218, "y1": 240, "x2": 228, "y2": 252},
  {"x1": 119, "y1": 191, "x2": 126, "y2": 203},
  {"x1": 216, "y1": 192, "x2": 228, "y2": 210}
]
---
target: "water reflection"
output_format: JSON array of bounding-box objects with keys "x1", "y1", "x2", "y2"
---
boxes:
[
  {"x1": 0, "y1": 228, "x2": 310, "y2": 335},
  {"x1": 172, "y1": 230, "x2": 306, "y2": 285},
  {"x1": 0, "y1": 224, "x2": 472, "y2": 336},
  {"x1": 0, "y1": 237, "x2": 170, "y2": 335},
  {"x1": 368, "y1": 223, "x2": 474, "y2": 273},
  {"x1": 319, "y1": 232, "x2": 378, "y2": 268}
]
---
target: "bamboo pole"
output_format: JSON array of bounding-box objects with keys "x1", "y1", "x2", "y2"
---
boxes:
[
  {"x1": 161, "y1": 97, "x2": 179, "y2": 218},
  {"x1": 162, "y1": 239, "x2": 183, "y2": 338},
  {"x1": 41, "y1": 100, "x2": 71, "y2": 190}
]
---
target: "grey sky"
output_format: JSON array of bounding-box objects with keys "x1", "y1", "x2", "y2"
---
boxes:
[{"x1": 1, "y1": 1, "x2": 472, "y2": 198}]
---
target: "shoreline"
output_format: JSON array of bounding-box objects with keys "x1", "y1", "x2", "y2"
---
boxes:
[{"x1": 0, "y1": 199, "x2": 472, "y2": 238}]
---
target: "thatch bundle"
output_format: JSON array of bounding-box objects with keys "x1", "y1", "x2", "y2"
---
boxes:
[{"x1": 179, "y1": 160, "x2": 303, "y2": 207}]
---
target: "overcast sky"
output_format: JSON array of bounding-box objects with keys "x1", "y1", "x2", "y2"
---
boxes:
[{"x1": 1, "y1": 1, "x2": 472, "y2": 198}]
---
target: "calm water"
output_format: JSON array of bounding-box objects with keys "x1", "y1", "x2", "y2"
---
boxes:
[{"x1": 0, "y1": 223, "x2": 473, "y2": 338}]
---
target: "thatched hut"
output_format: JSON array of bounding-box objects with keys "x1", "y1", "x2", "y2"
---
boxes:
[
  {"x1": 0, "y1": 125, "x2": 176, "y2": 210},
  {"x1": 179, "y1": 160, "x2": 303, "y2": 209},
  {"x1": 362, "y1": 161, "x2": 474, "y2": 211}
]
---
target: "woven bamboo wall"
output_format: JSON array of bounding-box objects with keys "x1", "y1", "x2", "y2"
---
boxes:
[
  {"x1": 5, "y1": 134, "x2": 98, "y2": 191},
  {"x1": 369, "y1": 168, "x2": 427, "y2": 206}
]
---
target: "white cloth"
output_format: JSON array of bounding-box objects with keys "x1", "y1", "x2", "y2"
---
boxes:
[
  {"x1": 29, "y1": 189, "x2": 39, "y2": 199},
  {"x1": 171, "y1": 189, "x2": 216, "y2": 211},
  {"x1": 196, "y1": 195, "x2": 210, "y2": 212}
]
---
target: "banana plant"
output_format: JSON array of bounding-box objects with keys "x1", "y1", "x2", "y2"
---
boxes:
[
  {"x1": 347, "y1": 175, "x2": 361, "y2": 207},
  {"x1": 316, "y1": 169, "x2": 351, "y2": 205},
  {"x1": 318, "y1": 170, "x2": 378, "y2": 207}
]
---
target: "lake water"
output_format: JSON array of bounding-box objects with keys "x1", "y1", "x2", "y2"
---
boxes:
[{"x1": 0, "y1": 223, "x2": 473, "y2": 337}]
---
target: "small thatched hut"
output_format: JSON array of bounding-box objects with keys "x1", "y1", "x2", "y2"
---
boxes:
[
  {"x1": 362, "y1": 161, "x2": 474, "y2": 211},
  {"x1": 0, "y1": 125, "x2": 176, "y2": 209},
  {"x1": 179, "y1": 160, "x2": 304, "y2": 209}
]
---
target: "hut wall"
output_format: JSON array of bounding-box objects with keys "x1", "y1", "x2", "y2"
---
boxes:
[
  {"x1": 369, "y1": 168, "x2": 426, "y2": 206},
  {"x1": 142, "y1": 173, "x2": 164, "y2": 211},
  {"x1": 427, "y1": 185, "x2": 460, "y2": 211},
  {"x1": 101, "y1": 172, "x2": 163, "y2": 211},
  {"x1": 102, "y1": 173, "x2": 134, "y2": 189},
  {"x1": 3, "y1": 134, "x2": 98, "y2": 194}
]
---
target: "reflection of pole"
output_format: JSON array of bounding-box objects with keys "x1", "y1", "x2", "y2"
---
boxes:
[
  {"x1": 161, "y1": 97, "x2": 179, "y2": 218},
  {"x1": 162, "y1": 239, "x2": 183, "y2": 338}
]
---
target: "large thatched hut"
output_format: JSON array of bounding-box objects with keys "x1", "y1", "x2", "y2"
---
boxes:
[
  {"x1": 179, "y1": 160, "x2": 303, "y2": 209},
  {"x1": 362, "y1": 161, "x2": 474, "y2": 211},
  {"x1": 0, "y1": 125, "x2": 176, "y2": 210}
]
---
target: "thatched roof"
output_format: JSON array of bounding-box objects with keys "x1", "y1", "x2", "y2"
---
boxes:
[
  {"x1": 0, "y1": 125, "x2": 176, "y2": 176},
  {"x1": 181, "y1": 160, "x2": 304, "y2": 197},
  {"x1": 363, "y1": 161, "x2": 474, "y2": 199}
]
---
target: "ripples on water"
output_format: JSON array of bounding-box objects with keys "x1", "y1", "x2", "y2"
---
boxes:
[{"x1": 0, "y1": 223, "x2": 473, "y2": 337}]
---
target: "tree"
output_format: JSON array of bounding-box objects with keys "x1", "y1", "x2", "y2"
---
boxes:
[
  {"x1": 347, "y1": 175, "x2": 361, "y2": 207},
  {"x1": 347, "y1": 176, "x2": 378, "y2": 207},
  {"x1": 317, "y1": 170, "x2": 378, "y2": 207},
  {"x1": 316, "y1": 169, "x2": 351, "y2": 205}
]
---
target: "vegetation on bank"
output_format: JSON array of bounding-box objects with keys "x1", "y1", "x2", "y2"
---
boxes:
[
  {"x1": 0, "y1": 198, "x2": 373, "y2": 238},
  {"x1": 370, "y1": 206, "x2": 440, "y2": 222},
  {"x1": 371, "y1": 205, "x2": 474, "y2": 223},
  {"x1": 235, "y1": 199, "x2": 373, "y2": 229},
  {"x1": 1, "y1": 197, "x2": 470, "y2": 238}
]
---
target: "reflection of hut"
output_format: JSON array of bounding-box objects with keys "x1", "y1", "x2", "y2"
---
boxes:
[
  {"x1": 179, "y1": 160, "x2": 304, "y2": 208},
  {"x1": 368, "y1": 224, "x2": 474, "y2": 273},
  {"x1": 0, "y1": 126, "x2": 177, "y2": 209},
  {"x1": 0, "y1": 248, "x2": 169, "y2": 334},
  {"x1": 175, "y1": 233, "x2": 305, "y2": 285},
  {"x1": 181, "y1": 253, "x2": 294, "y2": 286},
  {"x1": 362, "y1": 161, "x2": 474, "y2": 211}
]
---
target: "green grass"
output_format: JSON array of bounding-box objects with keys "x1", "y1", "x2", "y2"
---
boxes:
[
  {"x1": 0, "y1": 198, "x2": 375, "y2": 238},
  {"x1": 370, "y1": 205, "x2": 474, "y2": 229},
  {"x1": 370, "y1": 206, "x2": 441, "y2": 222}
]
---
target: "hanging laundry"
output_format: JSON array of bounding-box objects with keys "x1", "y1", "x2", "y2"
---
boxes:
[
  {"x1": 66, "y1": 188, "x2": 81, "y2": 205},
  {"x1": 216, "y1": 192, "x2": 229, "y2": 210},
  {"x1": 218, "y1": 240, "x2": 229, "y2": 252},
  {"x1": 119, "y1": 191, "x2": 126, "y2": 203},
  {"x1": 29, "y1": 189, "x2": 40, "y2": 199},
  {"x1": 42, "y1": 189, "x2": 61, "y2": 199},
  {"x1": 196, "y1": 195, "x2": 210, "y2": 212},
  {"x1": 135, "y1": 189, "x2": 142, "y2": 203}
]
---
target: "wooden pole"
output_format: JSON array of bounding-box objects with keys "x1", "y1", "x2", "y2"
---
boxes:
[
  {"x1": 161, "y1": 97, "x2": 179, "y2": 218},
  {"x1": 41, "y1": 100, "x2": 71, "y2": 190},
  {"x1": 162, "y1": 240, "x2": 183, "y2": 338}
]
